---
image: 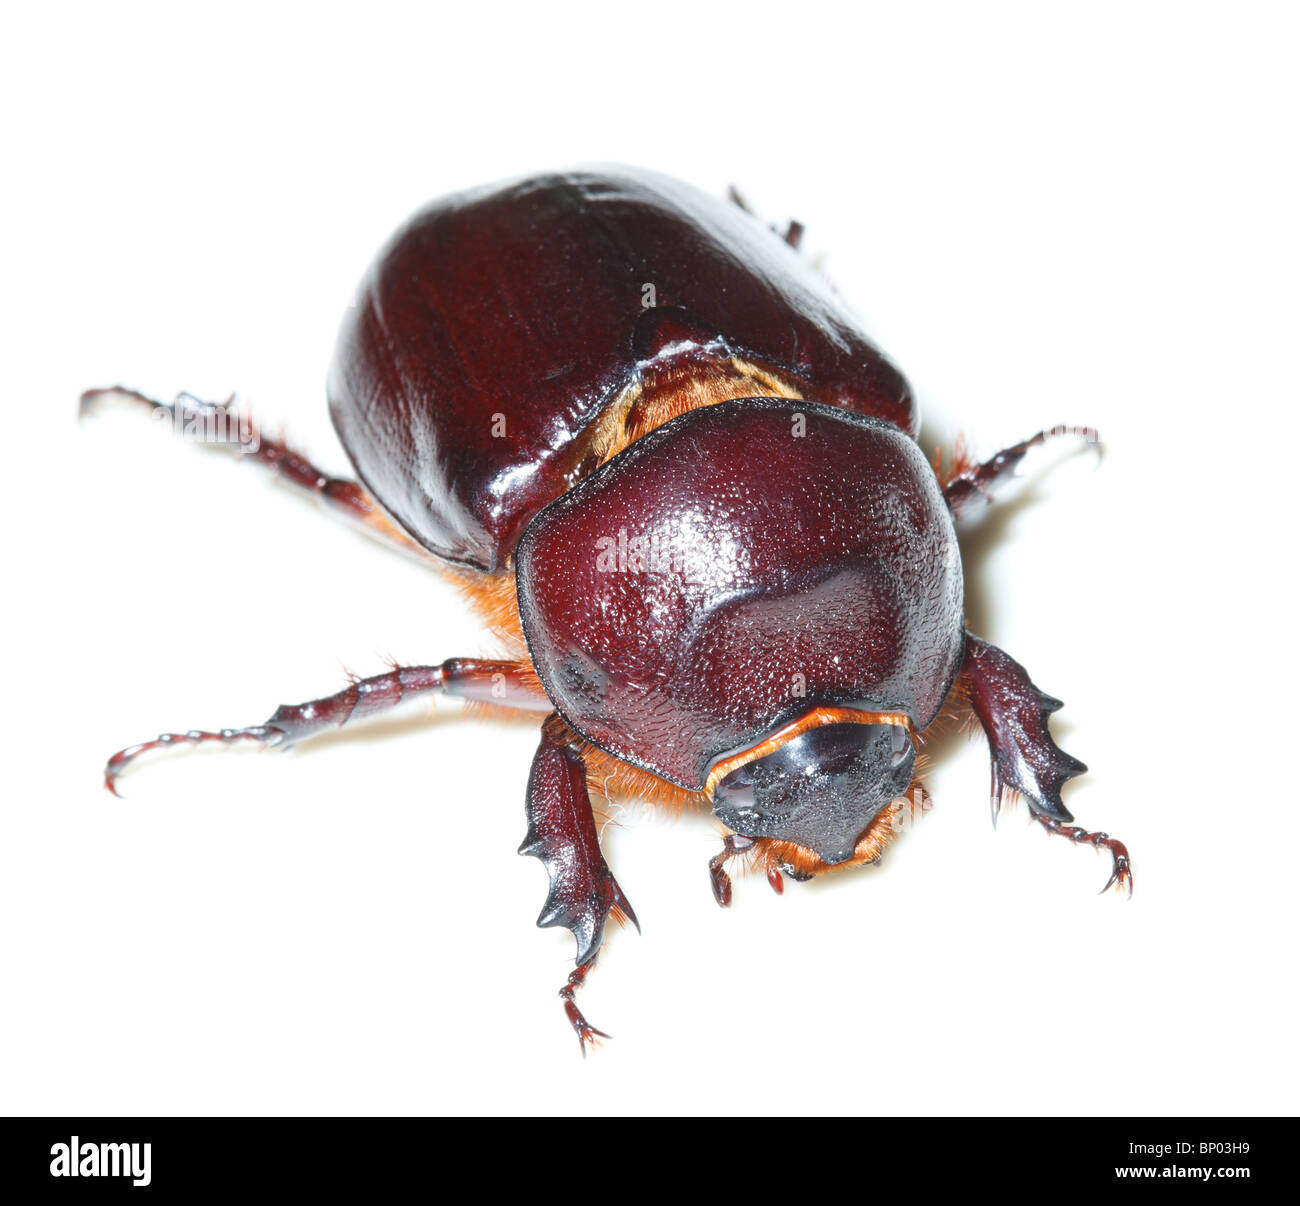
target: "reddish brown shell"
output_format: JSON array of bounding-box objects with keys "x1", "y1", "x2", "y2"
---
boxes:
[
  {"x1": 516, "y1": 398, "x2": 964, "y2": 789},
  {"x1": 327, "y1": 166, "x2": 916, "y2": 571}
]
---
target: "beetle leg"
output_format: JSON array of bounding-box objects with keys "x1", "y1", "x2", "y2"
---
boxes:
[
  {"x1": 963, "y1": 633, "x2": 1084, "y2": 823},
  {"x1": 726, "y1": 186, "x2": 805, "y2": 252},
  {"x1": 1034, "y1": 815, "x2": 1133, "y2": 897},
  {"x1": 726, "y1": 184, "x2": 756, "y2": 214},
  {"x1": 520, "y1": 715, "x2": 638, "y2": 1053},
  {"x1": 708, "y1": 833, "x2": 755, "y2": 907},
  {"x1": 79, "y1": 385, "x2": 429, "y2": 559},
  {"x1": 558, "y1": 959, "x2": 609, "y2": 1055},
  {"x1": 962, "y1": 632, "x2": 1133, "y2": 895},
  {"x1": 943, "y1": 425, "x2": 1101, "y2": 519},
  {"x1": 102, "y1": 658, "x2": 548, "y2": 795}
]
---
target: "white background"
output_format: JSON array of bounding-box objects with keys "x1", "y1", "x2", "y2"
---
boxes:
[{"x1": 3, "y1": 2, "x2": 1296, "y2": 1116}]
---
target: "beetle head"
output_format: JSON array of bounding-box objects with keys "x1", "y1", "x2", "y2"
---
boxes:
[{"x1": 709, "y1": 721, "x2": 915, "y2": 867}]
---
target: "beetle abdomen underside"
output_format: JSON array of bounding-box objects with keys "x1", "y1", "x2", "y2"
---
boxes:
[
  {"x1": 516, "y1": 398, "x2": 964, "y2": 788},
  {"x1": 327, "y1": 167, "x2": 915, "y2": 571}
]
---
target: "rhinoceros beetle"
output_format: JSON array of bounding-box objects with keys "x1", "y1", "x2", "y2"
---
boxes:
[{"x1": 84, "y1": 166, "x2": 1131, "y2": 1051}]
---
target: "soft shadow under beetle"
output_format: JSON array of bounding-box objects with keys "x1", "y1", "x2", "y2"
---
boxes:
[{"x1": 84, "y1": 166, "x2": 1131, "y2": 1051}]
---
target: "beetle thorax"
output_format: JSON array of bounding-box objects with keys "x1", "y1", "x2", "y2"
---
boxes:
[{"x1": 515, "y1": 397, "x2": 965, "y2": 791}]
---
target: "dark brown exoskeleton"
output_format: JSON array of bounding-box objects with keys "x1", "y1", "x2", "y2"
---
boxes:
[{"x1": 84, "y1": 167, "x2": 1131, "y2": 1051}]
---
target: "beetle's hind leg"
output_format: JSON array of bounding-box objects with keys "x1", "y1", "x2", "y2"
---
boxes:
[
  {"x1": 962, "y1": 632, "x2": 1132, "y2": 895},
  {"x1": 941, "y1": 424, "x2": 1101, "y2": 519},
  {"x1": 726, "y1": 186, "x2": 805, "y2": 250},
  {"x1": 79, "y1": 386, "x2": 427, "y2": 559},
  {"x1": 521, "y1": 714, "x2": 639, "y2": 1054},
  {"x1": 103, "y1": 658, "x2": 549, "y2": 795}
]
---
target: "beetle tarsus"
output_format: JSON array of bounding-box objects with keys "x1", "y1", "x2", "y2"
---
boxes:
[
  {"x1": 1034, "y1": 814, "x2": 1134, "y2": 897},
  {"x1": 559, "y1": 960, "x2": 609, "y2": 1056},
  {"x1": 104, "y1": 726, "x2": 282, "y2": 797},
  {"x1": 943, "y1": 424, "x2": 1102, "y2": 519}
]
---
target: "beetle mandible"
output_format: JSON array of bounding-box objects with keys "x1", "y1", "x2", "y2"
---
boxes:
[{"x1": 84, "y1": 166, "x2": 1131, "y2": 1051}]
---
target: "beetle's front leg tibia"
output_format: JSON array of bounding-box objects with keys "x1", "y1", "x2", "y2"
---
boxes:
[
  {"x1": 520, "y1": 715, "x2": 639, "y2": 1053},
  {"x1": 962, "y1": 632, "x2": 1132, "y2": 895},
  {"x1": 103, "y1": 658, "x2": 548, "y2": 795},
  {"x1": 963, "y1": 633, "x2": 1084, "y2": 823},
  {"x1": 942, "y1": 425, "x2": 1100, "y2": 518}
]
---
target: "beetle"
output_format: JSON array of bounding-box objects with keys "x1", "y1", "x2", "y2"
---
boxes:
[{"x1": 83, "y1": 166, "x2": 1131, "y2": 1051}]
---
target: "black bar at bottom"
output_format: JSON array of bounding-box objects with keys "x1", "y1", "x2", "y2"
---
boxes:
[{"x1": 2, "y1": 1115, "x2": 1289, "y2": 1194}]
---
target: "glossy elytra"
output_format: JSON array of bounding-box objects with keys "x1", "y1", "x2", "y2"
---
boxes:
[{"x1": 84, "y1": 167, "x2": 1131, "y2": 1052}]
